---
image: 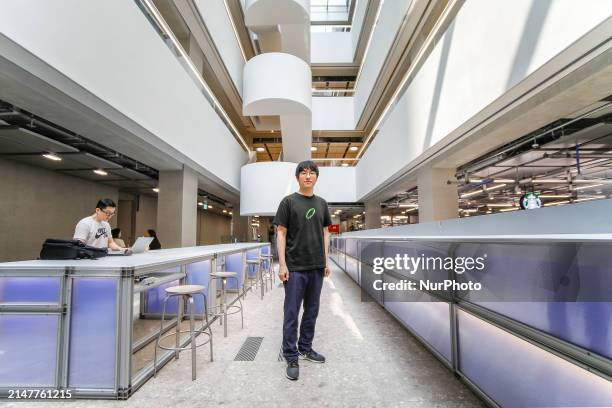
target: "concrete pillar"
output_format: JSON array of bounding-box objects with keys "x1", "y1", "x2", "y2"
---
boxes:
[
  {"x1": 417, "y1": 166, "x2": 458, "y2": 223},
  {"x1": 231, "y1": 202, "x2": 250, "y2": 242},
  {"x1": 365, "y1": 201, "x2": 381, "y2": 230},
  {"x1": 156, "y1": 166, "x2": 198, "y2": 248}
]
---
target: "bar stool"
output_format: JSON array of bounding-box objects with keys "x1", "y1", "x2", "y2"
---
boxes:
[
  {"x1": 209, "y1": 271, "x2": 244, "y2": 338},
  {"x1": 259, "y1": 254, "x2": 274, "y2": 291},
  {"x1": 154, "y1": 284, "x2": 213, "y2": 381},
  {"x1": 246, "y1": 258, "x2": 264, "y2": 299}
]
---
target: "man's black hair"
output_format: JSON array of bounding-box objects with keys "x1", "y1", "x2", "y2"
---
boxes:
[
  {"x1": 295, "y1": 160, "x2": 319, "y2": 178},
  {"x1": 96, "y1": 198, "x2": 116, "y2": 210}
]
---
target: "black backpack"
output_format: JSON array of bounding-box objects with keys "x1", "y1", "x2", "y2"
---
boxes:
[{"x1": 40, "y1": 239, "x2": 107, "y2": 260}]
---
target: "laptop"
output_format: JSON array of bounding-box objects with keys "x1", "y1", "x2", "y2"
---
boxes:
[{"x1": 108, "y1": 237, "x2": 154, "y2": 256}]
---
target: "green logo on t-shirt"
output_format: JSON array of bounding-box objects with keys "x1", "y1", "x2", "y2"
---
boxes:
[{"x1": 305, "y1": 207, "x2": 316, "y2": 219}]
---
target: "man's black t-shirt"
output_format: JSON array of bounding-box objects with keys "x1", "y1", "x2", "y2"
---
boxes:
[{"x1": 273, "y1": 192, "x2": 332, "y2": 271}]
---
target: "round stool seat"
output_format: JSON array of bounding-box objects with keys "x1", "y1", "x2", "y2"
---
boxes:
[
  {"x1": 246, "y1": 259, "x2": 261, "y2": 264},
  {"x1": 210, "y1": 271, "x2": 238, "y2": 278},
  {"x1": 165, "y1": 284, "x2": 205, "y2": 295}
]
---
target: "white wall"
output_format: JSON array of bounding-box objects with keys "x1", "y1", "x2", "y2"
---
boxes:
[
  {"x1": 195, "y1": 0, "x2": 244, "y2": 96},
  {"x1": 240, "y1": 162, "x2": 357, "y2": 215},
  {"x1": 0, "y1": 0, "x2": 247, "y2": 190},
  {"x1": 0, "y1": 159, "x2": 119, "y2": 261},
  {"x1": 317, "y1": 166, "x2": 357, "y2": 202},
  {"x1": 311, "y1": 32, "x2": 353, "y2": 63},
  {"x1": 356, "y1": 0, "x2": 612, "y2": 199},
  {"x1": 312, "y1": 97, "x2": 355, "y2": 130},
  {"x1": 353, "y1": 0, "x2": 413, "y2": 122},
  {"x1": 351, "y1": 0, "x2": 369, "y2": 57}
]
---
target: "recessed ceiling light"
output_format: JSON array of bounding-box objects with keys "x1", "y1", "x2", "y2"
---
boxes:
[
  {"x1": 93, "y1": 169, "x2": 108, "y2": 176},
  {"x1": 256, "y1": 147, "x2": 265, "y2": 152},
  {"x1": 42, "y1": 153, "x2": 62, "y2": 161},
  {"x1": 223, "y1": 209, "x2": 227, "y2": 213},
  {"x1": 349, "y1": 146, "x2": 358, "y2": 151},
  {"x1": 229, "y1": 211, "x2": 233, "y2": 215},
  {"x1": 152, "y1": 188, "x2": 159, "y2": 193},
  {"x1": 209, "y1": 205, "x2": 213, "y2": 209},
  {"x1": 311, "y1": 146, "x2": 317, "y2": 151},
  {"x1": 198, "y1": 202, "x2": 203, "y2": 206},
  {"x1": 341, "y1": 163, "x2": 349, "y2": 167}
]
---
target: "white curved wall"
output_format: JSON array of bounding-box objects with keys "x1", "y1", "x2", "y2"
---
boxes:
[
  {"x1": 240, "y1": 162, "x2": 357, "y2": 215},
  {"x1": 240, "y1": 162, "x2": 298, "y2": 216},
  {"x1": 243, "y1": 52, "x2": 312, "y2": 115},
  {"x1": 244, "y1": 0, "x2": 310, "y2": 62},
  {"x1": 243, "y1": 0, "x2": 312, "y2": 163}
]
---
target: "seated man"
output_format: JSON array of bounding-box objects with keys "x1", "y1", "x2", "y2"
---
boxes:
[{"x1": 74, "y1": 198, "x2": 123, "y2": 251}]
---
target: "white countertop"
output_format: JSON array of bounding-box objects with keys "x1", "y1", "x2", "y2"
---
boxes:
[
  {"x1": 0, "y1": 243, "x2": 268, "y2": 272},
  {"x1": 333, "y1": 233, "x2": 612, "y2": 242}
]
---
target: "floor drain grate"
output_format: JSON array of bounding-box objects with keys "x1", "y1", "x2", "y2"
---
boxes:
[{"x1": 234, "y1": 337, "x2": 264, "y2": 361}]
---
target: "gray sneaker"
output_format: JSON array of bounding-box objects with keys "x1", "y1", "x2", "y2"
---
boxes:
[
  {"x1": 286, "y1": 360, "x2": 299, "y2": 380},
  {"x1": 298, "y1": 349, "x2": 326, "y2": 363}
]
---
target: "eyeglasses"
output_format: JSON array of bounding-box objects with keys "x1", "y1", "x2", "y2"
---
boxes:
[
  {"x1": 101, "y1": 209, "x2": 116, "y2": 217},
  {"x1": 299, "y1": 171, "x2": 317, "y2": 177}
]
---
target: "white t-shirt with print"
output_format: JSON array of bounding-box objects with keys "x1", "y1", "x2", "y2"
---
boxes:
[{"x1": 73, "y1": 216, "x2": 112, "y2": 249}]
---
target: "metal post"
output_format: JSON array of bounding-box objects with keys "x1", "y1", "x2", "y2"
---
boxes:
[
  {"x1": 175, "y1": 295, "x2": 183, "y2": 360},
  {"x1": 222, "y1": 278, "x2": 228, "y2": 338},
  {"x1": 189, "y1": 297, "x2": 196, "y2": 380}
]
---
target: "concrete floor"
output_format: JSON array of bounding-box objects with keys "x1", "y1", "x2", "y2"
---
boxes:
[{"x1": 7, "y1": 261, "x2": 485, "y2": 408}]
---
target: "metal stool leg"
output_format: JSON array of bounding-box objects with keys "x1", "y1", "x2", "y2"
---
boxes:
[
  {"x1": 270, "y1": 259, "x2": 275, "y2": 290},
  {"x1": 266, "y1": 257, "x2": 273, "y2": 291},
  {"x1": 221, "y1": 277, "x2": 228, "y2": 337},
  {"x1": 218, "y1": 278, "x2": 223, "y2": 327},
  {"x1": 229, "y1": 276, "x2": 244, "y2": 329},
  {"x1": 154, "y1": 294, "x2": 169, "y2": 377},
  {"x1": 175, "y1": 294, "x2": 183, "y2": 360},
  {"x1": 188, "y1": 296, "x2": 196, "y2": 380},
  {"x1": 258, "y1": 260, "x2": 264, "y2": 299},
  {"x1": 199, "y1": 291, "x2": 213, "y2": 362},
  {"x1": 263, "y1": 258, "x2": 269, "y2": 293}
]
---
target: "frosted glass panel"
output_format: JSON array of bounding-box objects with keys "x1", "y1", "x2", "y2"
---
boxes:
[
  {"x1": 0, "y1": 277, "x2": 61, "y2": 303},
  {"x1": 185, "y1": 260, "x2": 210, "y2": 314},
  {"x1": 0, "y1": 314, "x2": 58, "y2": 387},
  {"x1": 383, "y1": 271, "x2": 452, "y2": 362},
  {"x1": 145, "y1": 280, "x2": 180, "y2": 314},
  {"x1": 68, "y1": 278, "x2": 117, "y2": 389},
  {"x1": 345, "y1": 256, "x2": 359, "y2": 283},
  {"x1": 144, "y1": 267, "x2": 181, "y2": 314},
  {"x1": 225, "y1": 252, "x2": 244, "y2": 290},
  {"x1": 458, "y1": 309, "x2": 612, "y2": 407}
]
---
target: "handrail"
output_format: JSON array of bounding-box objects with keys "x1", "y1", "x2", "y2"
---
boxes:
[{"x1": 334, "y1": 233, "x2": 612, "y2": 242}]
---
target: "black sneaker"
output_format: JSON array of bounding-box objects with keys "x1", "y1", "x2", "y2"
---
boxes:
[
  {"x1": 298, "y1": 349, "x2": 326, "y2": 363},
  {"x1": 286, "y1": 360, "x2": 299, "y2": 380}
]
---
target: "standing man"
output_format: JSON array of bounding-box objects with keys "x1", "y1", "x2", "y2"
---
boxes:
[
  {"x1": 74, "y1": 198, "x2": 123, "y2": 251},
  {"x1": 273, "y1": 160, "x2": 332, "y2": 381}
]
